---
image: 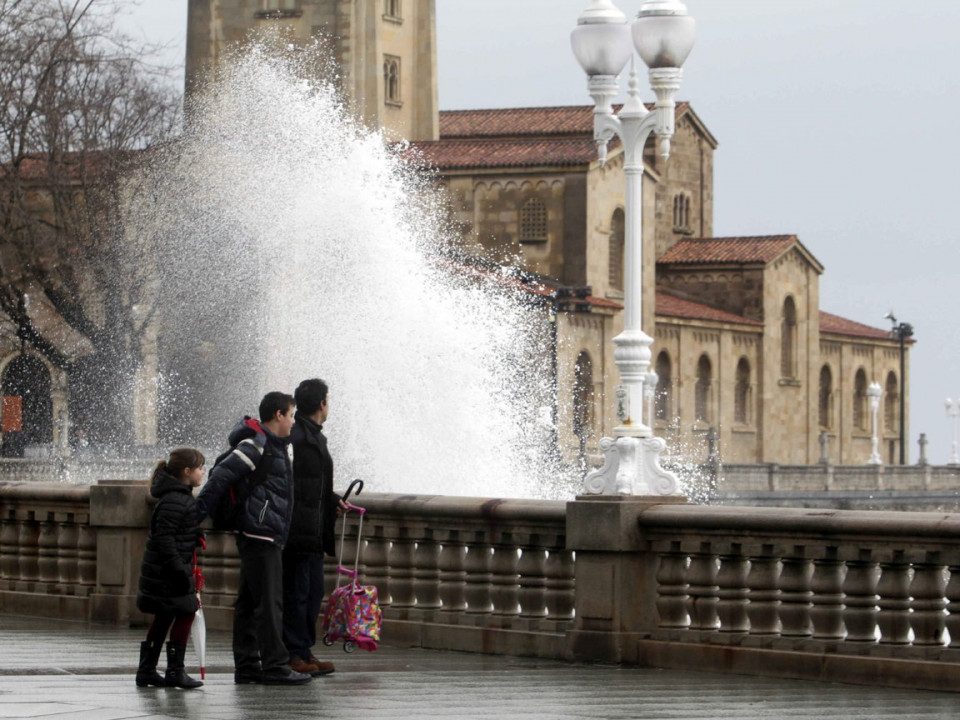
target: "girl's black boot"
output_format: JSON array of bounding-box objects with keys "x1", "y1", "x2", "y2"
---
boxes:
[
  {"x1": 164, "y1": 641, "x2": 203, "y2": 689},
  {"x1": 136, "y1": 641, "x2": 165, "y2": 687}
]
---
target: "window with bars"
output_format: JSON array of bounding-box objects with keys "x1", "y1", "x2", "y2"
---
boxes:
[
  {"x1": 519, "y1": 197, "x2": 547, "y2": 243},
  {"x1": 695, "y1": 354, "x2": 712, "y2": 423},
  {"x1": 780, "y1": 296, "x2": 797, "y2": 379},
  {"x1": 853, "y1": 369, "x2": 868, "y2": 430},
  {"x1": 672, "y1": 193, "x2": 690, "y2": 231},
  {"x1": 734, "y1": 357, "x2": 751, "y2": 425},
  {"x1": 819, "y1": 365, "x2": 833, "y2": 429}
]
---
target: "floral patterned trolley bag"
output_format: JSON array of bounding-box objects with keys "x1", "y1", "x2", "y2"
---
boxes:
[{"x1": 321, "y1": 491, "x2": 381, "y2": 653}]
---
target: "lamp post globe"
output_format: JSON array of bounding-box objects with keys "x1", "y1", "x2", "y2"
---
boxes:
[
  {"x1": 570, "y1": 1, "x2": 633, "y2": 79},
  {"x1": 633, "y1": 0, "x2": 696, "y2": 70}
]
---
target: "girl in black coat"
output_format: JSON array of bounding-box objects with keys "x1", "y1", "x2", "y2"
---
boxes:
[{"x1": 135, "y1": 448, "x2": 206, "y2": 689}]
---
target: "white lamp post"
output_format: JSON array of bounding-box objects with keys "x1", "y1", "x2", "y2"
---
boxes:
[
  {"x1": 867, "y1": 381, "x2": 883, "y2": 465},
  {"x1": 574, "y1": 0, "x2": 694, "y2": 496},
  {"x1": 946, "y1": 398, "x2": 960, "y2": 466}
]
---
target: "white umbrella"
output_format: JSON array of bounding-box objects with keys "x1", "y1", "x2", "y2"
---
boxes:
[
  {"x1": 190, "y1": 601, "x2": 206, "y2": 680},
  {"x1": 190, "y1": 543, "x2": 207, "y2": 680}
]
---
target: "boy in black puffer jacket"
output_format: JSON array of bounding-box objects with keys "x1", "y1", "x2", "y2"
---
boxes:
[{"x1": 136, "y1": 448, "x2": 206, "y2": 689}]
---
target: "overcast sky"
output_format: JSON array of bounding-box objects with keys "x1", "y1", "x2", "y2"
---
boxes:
[{"x1": 119, "y1": 1, "x2": 960, "y2": 464}]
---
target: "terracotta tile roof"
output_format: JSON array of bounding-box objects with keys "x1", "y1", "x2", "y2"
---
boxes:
[
  {"x1": 438, "y1": 103, "x2": 690, "y2": 139},
  {"x1": 403, "y1": 103, "x2": 692, "y2": 171},
  {"x1": 819, "y1": 311, "x2": 896, "y2": 340},
  {"x1": 658, "y1": 236, "x2": 801, "y2": 265},
  {"x1": 403, "y1": 136, "x2": 604, "y2": 170},
  {"x1": 655, "y1": 292, "x2": 762, "y2": 326}
]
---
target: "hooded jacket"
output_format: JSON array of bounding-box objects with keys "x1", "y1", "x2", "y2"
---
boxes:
[
  {"x1": 136, "y1": 469, "x2": 201, "y2": 616},
  {"x1": 196, "y1": 416, "x2": 295, "y2": 547}
]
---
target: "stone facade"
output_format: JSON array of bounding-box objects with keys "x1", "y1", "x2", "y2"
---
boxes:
[{"x1": 186, "y1": 0, "x2": 439, "y2": 141}]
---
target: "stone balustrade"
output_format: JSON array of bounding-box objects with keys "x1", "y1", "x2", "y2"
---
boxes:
[
  {"x1": 633, "y1": 503, "x2": 960, "y2": 689},
  {"x1": 1, "y1": 482, "x2": 959, "y2": 691}
]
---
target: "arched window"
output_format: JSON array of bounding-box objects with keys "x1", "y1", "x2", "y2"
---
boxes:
[
  {"x1": 885, "y1": 371, "x2": 898, "y2": 432},
  {"x1": 853, "y1": 368, "x2": 868, "y2": 430},
  {"x1": 608, "y1": 208, "x2": 625, "y2": 291},
  {"x1": 383, "y1": 56, "x2": 401, "y2": 104},
  {"x1": 519, "y1": 197, "x2": 547, "y2": 243},
  {"x1": 734, "y1": 357, "x2": 751, "y2": 425},
  {"x1": 1, "y1": 354, "x2": 53, "y2": 458},
  {"x1": 695, "y1": 354, "x2": 712, "y2": 423},
  {"x1": 781, "y1": 296, "x2": 797, "y2": 379},
  {"x1": 672, "y1": 193, "x2": 690, "y2": 231},
  {"x1": 819, "y1": 365, "x2": 833, "y2": 429},
  {"x1": 573, "y1": 351, "x2": 594, "y2": 461},
  {"x1": 654, "y1": 351, "x2": 672, "y2": 421}
]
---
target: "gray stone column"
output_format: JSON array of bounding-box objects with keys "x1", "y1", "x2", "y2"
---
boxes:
[
  {"x1": 89, "y1": 481, "x2": 151, "y2": 625},
  {"x1": 565, "y1": 495, "x2": 686, "y2": 663}
]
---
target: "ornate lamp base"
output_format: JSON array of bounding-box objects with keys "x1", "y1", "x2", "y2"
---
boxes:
[{"x1": 584, "y1": 435, "x2": 680, "y2": 496}]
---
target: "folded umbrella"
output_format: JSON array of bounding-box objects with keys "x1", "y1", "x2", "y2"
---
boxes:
[{"x1": 190, "y1": 538, "x2": 207, "y2": 680}]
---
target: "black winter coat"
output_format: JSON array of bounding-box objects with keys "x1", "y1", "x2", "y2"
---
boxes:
[
  {"x1": 137, "y1": 470, "x2": 201, "y2": 616},
  {"x1": 286, "y1": 412, "x2": 340, "y2": 556},
  {"x1": 196, "y1": 417, "x2": 295, "y2": 547}
]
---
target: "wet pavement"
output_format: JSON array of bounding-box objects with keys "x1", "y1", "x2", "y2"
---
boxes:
[{"x1": 1, "y1": 614, "x2": 958, "y2": 719}]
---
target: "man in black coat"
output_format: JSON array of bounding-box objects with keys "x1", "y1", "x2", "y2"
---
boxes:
[{"x1": 282, "y1": 378, "x2": 344, "y2": 676}]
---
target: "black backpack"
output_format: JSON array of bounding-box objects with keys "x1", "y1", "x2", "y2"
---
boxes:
[{"x1": 210, "y1": 444, "x2": 270, "y2": 531}]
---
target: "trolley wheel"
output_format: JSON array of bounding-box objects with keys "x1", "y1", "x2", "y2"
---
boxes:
[
  {"x1": 343, "y1": 641, "x2": 356, "y2": 653},
  {"x1": 322, "y1": 634, "x2": 334, "y2": 647}
]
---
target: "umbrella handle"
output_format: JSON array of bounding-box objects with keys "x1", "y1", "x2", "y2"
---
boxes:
[{"x1": 342, "y1": 478, "x2": 364, "y2": 503}]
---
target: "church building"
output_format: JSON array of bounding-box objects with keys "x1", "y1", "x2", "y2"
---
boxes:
[{"x1": 0, "y1": 0, "x2": 910, "y2": 469}]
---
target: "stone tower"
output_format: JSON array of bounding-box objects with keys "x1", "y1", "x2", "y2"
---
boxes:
[{"x1": 186, "y1": 0, "x2": 439, "y2": 141}]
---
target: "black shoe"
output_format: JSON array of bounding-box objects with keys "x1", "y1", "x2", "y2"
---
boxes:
[
  {"x1": 234, "y1": 668, "x2": 263, "y2": 684},
  {"x1": 261, "y1": 667, "x2": 312, "y2": 685}
]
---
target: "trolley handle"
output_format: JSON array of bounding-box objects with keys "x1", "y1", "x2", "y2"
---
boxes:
[
  {"x1": 336, "y1": 565, "x2": 357, "y2": 578},
  {"x1": 343, "y1": 501, "x2": 365, "y2": 515}
]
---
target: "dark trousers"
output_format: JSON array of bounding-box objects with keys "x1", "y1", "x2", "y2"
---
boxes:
[
  {"x1": 145, "y1": 611, "x2": 195, "y2": 646},
  {"x1": 233, "y1": 535, "x2": 287, "y2": 674},
  {"x1": 282, "y1": 550, "x2": 325, "y2": 660}
]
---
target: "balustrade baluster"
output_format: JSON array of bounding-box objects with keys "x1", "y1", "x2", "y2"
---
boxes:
[
  {"x1": 412, "y1": 533, "x2": 441, "y2": 611},
  {"x1": 842, "y1": 549, "x2": 879, "y2": 642},
  {"x1": 37, "y1": 519, "x2": 58, "y2": 584},
  {"x1": 363, "y1": 527, "x2": 391, "y2": 608},
  {"x1": 945, "y1": 561, "x2": 960, "y2": 648},
  {"x1": 491, "y1": 538, "x2": 520, "y2": 618},
  {"x1": 544, "y1": 548, "x2": 574, "y2": 621},
  {"x1": 517, "y1": 537, "x2": 548, "y2": 619},
  {"x1": 17, "y1": 516, "x2": 39, "y2": 587},
  {"x1": 656, "y1": 542, "x2": 690, "y2": 629},
  {"x1": 746, "y1": 545, "x2": 781, "y2": 636},
  {"x1": 686, "y1": 542, "x2": 719, "y2": 632},
  {"x1": 810, "y1": 550, "x2": 845, "y2": 640},
  {"x1": 438, "y1": 535, "x2": 467, "y2": 614},
  {"x1": 715, "y1": 545, "x2": 749, "y2": 633},
  {"x1": 463, "y1": 536, "x2": 493, "y2": 615},
  {"x1": 389, "y1": 531, "x2": 415, "y2": 609},
  {"x1": 57, "y1": 521, "x2": 80, "y2": 590},
  {"x1": 77, "y1": 525, "x2": 96, "y2": 589},
  {"x1": 0, "y1": 516, "x2": 19, "y2": 585},
  {"x1": 877, "y1": 551, "x2": 911, "y2": 645},
  {"x1": 778, "y1": 549, "x2": 813, "y2": 637},
  {"x1": 910, "y1": 551, "x2": 947, "y2": 646}
]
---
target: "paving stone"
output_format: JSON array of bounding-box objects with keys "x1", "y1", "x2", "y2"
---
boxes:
[{"x1": 0, "y1": 614, "x2": 957, "y2": 719}]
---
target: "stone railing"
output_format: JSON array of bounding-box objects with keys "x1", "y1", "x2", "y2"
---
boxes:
[
  {"x1": 0, "y1": 482, "x2": 97, "y2": 617},
  {"x1": 199, "y1": 494, "x2": 575, "y2": 658},
  {"x1": 2, "y1": 482, "x2": 959, "y2": 691},
  {"x1": 718, "y1": 463, "x2": 960, "y2": 494},
  {"x1": 575, "y1": 500, "x2": 958, "y2": 690}
]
